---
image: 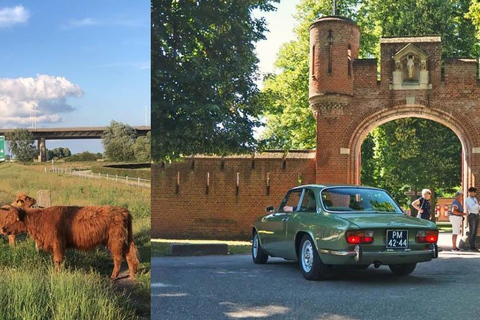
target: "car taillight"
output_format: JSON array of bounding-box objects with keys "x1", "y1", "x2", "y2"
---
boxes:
[
  {"x1": 416, "y1": 230, "x2": 438, "y2": 243},
  {"x1": 346, "y1": 231, "x2": 374, "y2": 244}
]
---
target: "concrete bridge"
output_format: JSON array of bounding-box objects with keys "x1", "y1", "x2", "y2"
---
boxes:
[{"x1": 0, "y1": 126, "x2": 151, "y2": 162}]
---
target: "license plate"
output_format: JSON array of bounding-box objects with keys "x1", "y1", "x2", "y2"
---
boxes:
[{"x1": 386, "y1": 230, "x2": 408, "y2": 249}]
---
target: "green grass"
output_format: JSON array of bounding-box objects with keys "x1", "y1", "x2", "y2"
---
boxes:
[
  {"x1": 0, "y1": 163, "x2": 150, "y2": 319},
  {"x1": 151, "y1": 240, "x2": 251, "y2": 257}
]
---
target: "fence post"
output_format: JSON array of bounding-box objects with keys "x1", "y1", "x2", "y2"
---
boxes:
[
  {"x1": 116, "y1": 175, "x2": 118, "y2": 182},
  {"x1": 107, "y1": 174, "x2": 109, "y2": 180},
  {"x1": 126, "y1": 176, "x2": 129, "y2": 185},
  {"x1": 138, "y1": 177, "x2": 140, "y2": 187}
]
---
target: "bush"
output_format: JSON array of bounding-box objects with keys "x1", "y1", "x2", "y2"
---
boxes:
[
  {"x1": 91, "y1": 165, "x2": 151, "y2": 180},
  {"x1": 65, "y1": 152, "x2": 98, "y2": 162}
]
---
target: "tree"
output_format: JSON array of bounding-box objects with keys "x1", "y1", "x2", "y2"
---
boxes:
[
  {"x1": 361, "y1": 119, "x2": 461, "y2": 206},
  {"x1": 6, "y1": 129, "x2": 37, "y2": 162},
  {"x1": 134, "y1": 131, "x2": 151, "y2": 162},
  {"x1": 152, "y1": 0, "x2": 278, "y2": 162},
  {"x1": 51, "y1": 147, "x2": 72, "y2": 159},
  {"x1": 102, "y1": 121, "x2": 136, "y2": 162}
]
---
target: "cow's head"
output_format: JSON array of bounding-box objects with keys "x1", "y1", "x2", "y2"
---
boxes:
[
  {"x1": 0, "y1": 206, "x2": 27, "y2": 235},
  {"x1": 12, "y1": 193, "x2": 36, "y2": 208}
]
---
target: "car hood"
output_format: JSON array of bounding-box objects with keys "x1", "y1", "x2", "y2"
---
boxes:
[{"x1": 334, "y1": 213, "x2": 437, "y2": 230}]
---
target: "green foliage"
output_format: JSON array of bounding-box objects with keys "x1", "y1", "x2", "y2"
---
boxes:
[
  {"x1": 152, "y1": 0, "x2": 279, "y2": 161},
  {"x1": 467, "y1": 0, "x2": 480, "y2": 40},
  {"x1": 361, "y1": 119, "x2": 461, "y2": 206},
  {"x1": 65, "y1": 151, "x2": 99, "y2": 162},
  {"x1": 5, "y1": 129, "x2": 37, "y2": 162},
  {"x1": 134, "y1": 131, "x2": 151, "y2": 162},
  {"x1": 361, "y1": 0, "x2": 480, "y2": 57},
  {"x1": 102, "y1": 120, "x2": 136, "y2": 162},
  {"x1": 48, "y1": 147, "x2": 72, "y2": 160},
  {"x1": 91, "y1": 166, "x2": 151, "y2": 180}
]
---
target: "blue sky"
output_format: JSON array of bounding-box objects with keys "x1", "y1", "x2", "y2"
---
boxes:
[
  {"x1": 0, "y1": 1, "x2": 149, "y2": 153},
  {"x1": 254, "y1": 0, "x2": 300, "y2": 81}
]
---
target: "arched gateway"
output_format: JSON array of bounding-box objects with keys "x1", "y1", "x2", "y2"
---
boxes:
[
  {"x1": 152, "y1": 16, "x2": 480, "y2": 240},
  {"x1": 309, "y1": 16, "x2": 480, "y2": 194}
]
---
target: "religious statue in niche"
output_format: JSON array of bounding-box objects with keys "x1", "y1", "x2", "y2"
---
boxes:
[
  {"x1": 406, "y1": 55, "x2": 415, "y2": 79},
  {"x1": 391, "y1": 43, "x2": 430, "y2": 90}
]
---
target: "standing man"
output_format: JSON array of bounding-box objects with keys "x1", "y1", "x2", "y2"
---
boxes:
[{"x1": 465, "y1": 187, "x2": 480, "y2": 251}]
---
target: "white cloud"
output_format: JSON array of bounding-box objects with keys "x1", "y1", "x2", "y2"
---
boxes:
[
  {"x1": 0, "y1": 5, "x2": 30, "y2": 28},
  {"x1": 62, "y1": 15, "x2": 146, "y2": 30},
  {"x1": 62, "y1": 17, "x2": 98, "y2": 29},
  {"x1": 0, "y1": 74, "x2": 83, "y2": 127}
]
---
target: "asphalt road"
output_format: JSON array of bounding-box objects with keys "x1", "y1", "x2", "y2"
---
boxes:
[{"x1": 152, "y1": 251, "x2": 480, "y2": 320}]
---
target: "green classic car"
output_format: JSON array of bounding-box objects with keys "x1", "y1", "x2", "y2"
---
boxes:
[{"x1": 252, "y1": 185, "x2": 439, "y2": 280}]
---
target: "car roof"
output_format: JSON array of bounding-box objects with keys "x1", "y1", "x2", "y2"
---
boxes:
[{"x1": 290, "y1": 184, "x2": 385, "y2": 191}]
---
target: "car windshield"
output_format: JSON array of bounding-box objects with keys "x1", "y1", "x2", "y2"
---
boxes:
[{"x1": 320, "y1": 187, "x2": 402, "y2": 213}]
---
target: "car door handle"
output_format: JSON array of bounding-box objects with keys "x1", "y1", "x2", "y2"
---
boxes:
[{"x1": 282, "y1": 217, "x2": 290, "y2": 222}]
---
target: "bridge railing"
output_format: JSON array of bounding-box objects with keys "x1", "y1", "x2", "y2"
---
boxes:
[{"x1": 48, "y1": 166, "x2": 151, "y2": 188}]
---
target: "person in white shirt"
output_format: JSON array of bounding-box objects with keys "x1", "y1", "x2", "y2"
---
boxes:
[{"x1": 465, "y1": 187, "x2": 479, "y2": 251}]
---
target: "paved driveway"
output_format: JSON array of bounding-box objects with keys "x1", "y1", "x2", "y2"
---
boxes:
[{"x1": 152, "y1": 250, "x2": 480, "y2": 320}]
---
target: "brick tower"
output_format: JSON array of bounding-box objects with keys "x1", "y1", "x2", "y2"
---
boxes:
[{"x1": 309, "y1": 16, "x2": 360, "y2": 183}]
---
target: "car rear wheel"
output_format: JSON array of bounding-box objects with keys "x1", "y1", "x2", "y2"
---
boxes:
[
  {"x1": 252, "y1": 231, "x2": 268, "y2": 264},
  {"x1": 299, "y1": 234, "x2": 328, "y2": 280},
  {"x1": 389, "y1": 263, "x2": 417, "y2": 276}
]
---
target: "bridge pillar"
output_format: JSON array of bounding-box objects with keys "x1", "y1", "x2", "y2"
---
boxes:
[{"x1": 37, "y1": 138, "x2": 46, "y2": 162}]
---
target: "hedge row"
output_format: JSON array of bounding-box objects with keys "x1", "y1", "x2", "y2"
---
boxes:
[{"x1": 91, "y1": 166, "x2": 151, "y2": 180}]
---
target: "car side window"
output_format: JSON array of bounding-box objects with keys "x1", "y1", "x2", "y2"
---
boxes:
[
  {"x1": 279, "y1": 190, "x2": 302, "y2": 212},
  {"x1": 299, "y1": 189, "x2": 316, "y2": 212}
]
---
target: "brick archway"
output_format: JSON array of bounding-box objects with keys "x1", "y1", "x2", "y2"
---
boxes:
[{"x1": 347, "y1": 105, "x2": 474, "y2": 192}]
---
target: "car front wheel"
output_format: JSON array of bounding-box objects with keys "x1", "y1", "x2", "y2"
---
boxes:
[
  {"x1": 389, "y1": 263, "x2": 417, "y2": 276},
  {"x1": 299, "y1": 234, "x2": 328, "y2": 280},
  {"x1": 252, "y1": 231, "x2": 268, "y2": 264}
]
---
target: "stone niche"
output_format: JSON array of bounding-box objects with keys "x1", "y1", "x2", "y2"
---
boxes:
[{"x1": 391, "y1": 43, "x2": 431, "y2": 90}]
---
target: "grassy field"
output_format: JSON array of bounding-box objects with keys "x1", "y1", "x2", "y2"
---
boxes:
[
  {"x1": 151, "y1": 239, "x2": 251, "y2": 257},
  {"x1": 0, "y1": 162, "x2": 150, "y2": 319}
]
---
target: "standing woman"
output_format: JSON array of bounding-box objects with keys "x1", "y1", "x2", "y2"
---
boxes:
[
  {"x1": 449, "y1": 191, "x2": 465, "y2": 251},
  {"x1": 411, "y1": 189, "x2": 432, "y2": 220}
]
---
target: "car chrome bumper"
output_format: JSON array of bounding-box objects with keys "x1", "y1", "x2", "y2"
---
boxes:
[{"x1": 318, "y1": 244, "x2": 438, "y2": 264}]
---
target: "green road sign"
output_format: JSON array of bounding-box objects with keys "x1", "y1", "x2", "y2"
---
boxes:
[{"x1": 0, "y1": 136, "x2": 4, "y2": 162}]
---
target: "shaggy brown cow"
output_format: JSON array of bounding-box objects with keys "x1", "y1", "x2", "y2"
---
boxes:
[
  {"x1": 3, "y1": 193, "x2": 37, "y2": 246},
  {"x1": 0, "y1": 205, "x2": 139, "y2": 280},
  {"x1": 12, "y1": 193, "x2": 37, "y2": 208}
]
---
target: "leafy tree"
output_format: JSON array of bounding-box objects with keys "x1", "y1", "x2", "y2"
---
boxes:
[
  {"x1": 361, "y1": 119, "x2": 461, "y2": 206},
  {"x1": 5, "y1": 129, "x2": 37, "y2": 162},
  {"x1": 152, "y1": 0, "x2": 278, "y2": 161},
  {"x1": 134, "y1": 131, "x2": 151, "y2": 162},
  {"x1": 50, "y1": 147, "x2": 72, "y2": 159},
  {"x1": 102, "y1": 121, "x2": 136, "y2": 162}
]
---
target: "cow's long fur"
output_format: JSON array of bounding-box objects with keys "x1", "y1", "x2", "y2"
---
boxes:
[{"x1": 0, "y1": 205, "x2": 139, "y2": 279}]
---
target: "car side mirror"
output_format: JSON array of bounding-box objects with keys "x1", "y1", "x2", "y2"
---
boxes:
[{"x1": 265, "y1": 206, "x2": 275, "y2": 213}]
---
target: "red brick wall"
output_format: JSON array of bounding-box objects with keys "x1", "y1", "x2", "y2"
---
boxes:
[{"x1": 152, "y1": 153, "x2": 316, "y2": 240}]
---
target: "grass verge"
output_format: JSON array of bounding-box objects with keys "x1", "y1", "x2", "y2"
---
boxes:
[{"x1": 151, "y1": 239, "x2": 251, "y2": 257}]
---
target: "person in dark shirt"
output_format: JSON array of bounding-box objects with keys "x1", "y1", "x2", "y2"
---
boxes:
[{"x1": 411, "y1": 189, "x2": 432, "y2": 220}]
